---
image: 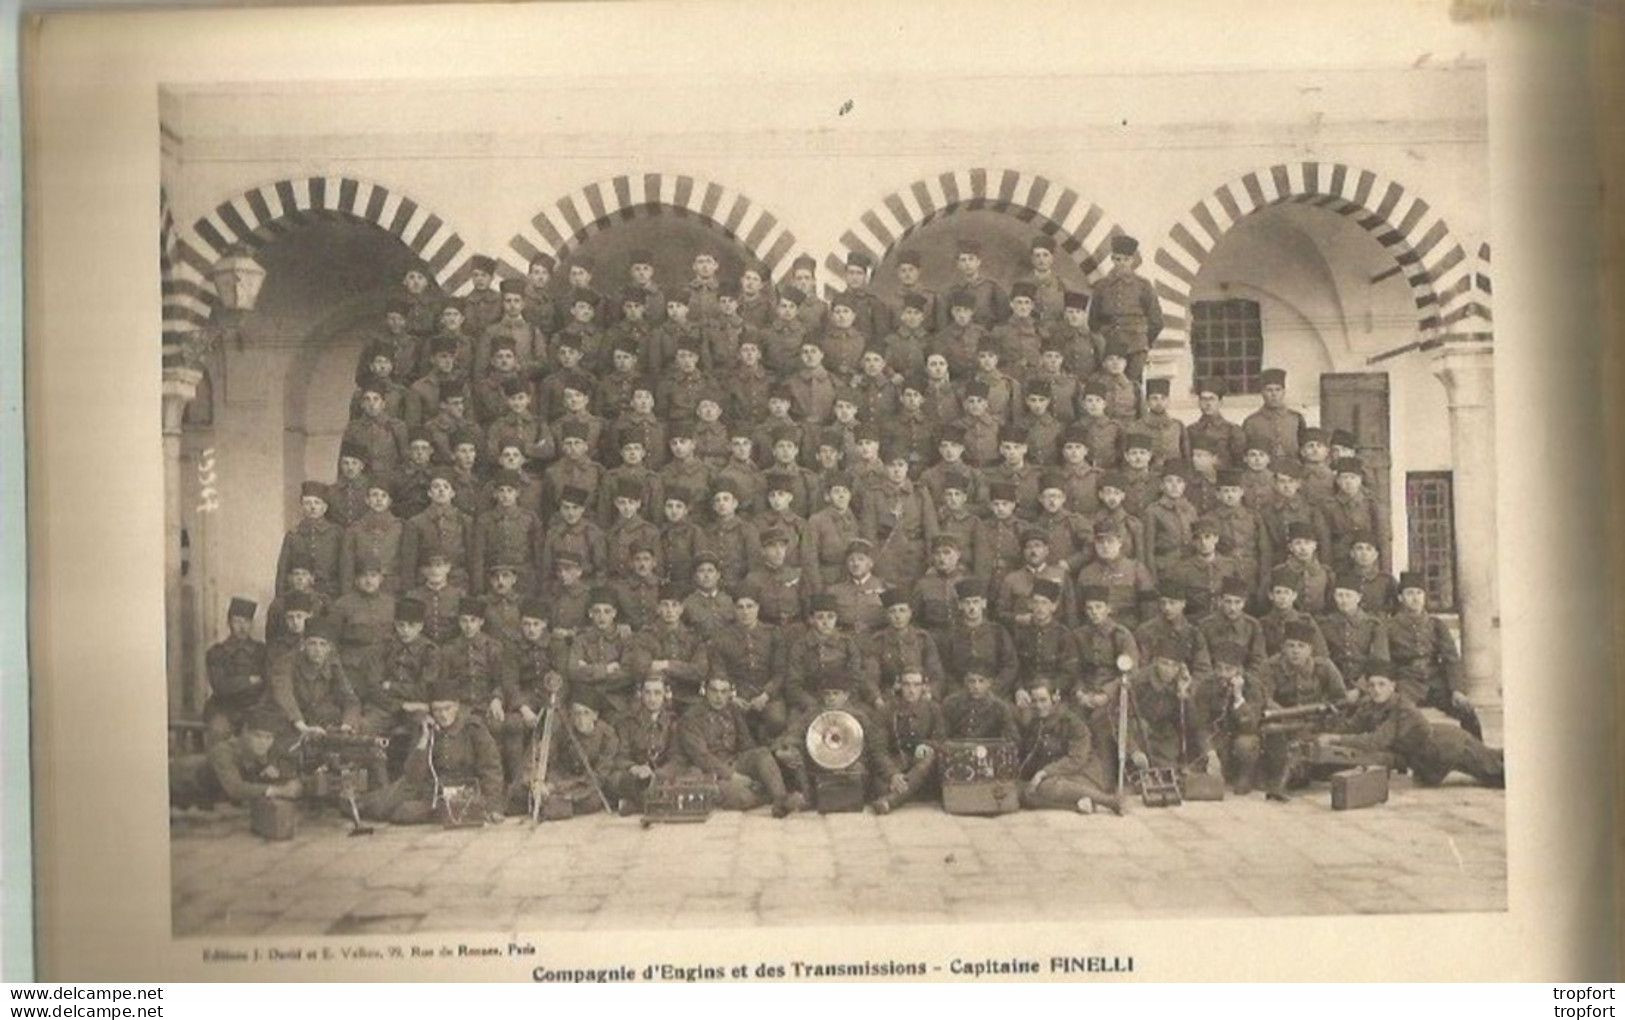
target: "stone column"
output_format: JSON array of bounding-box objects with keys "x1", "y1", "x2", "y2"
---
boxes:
[
  {"x1": 162, "y1": 366, "x2": 202, "y2": 712},
  {"x1": 1430, "y1": 341, "x2": 1499, "y2": 703}
]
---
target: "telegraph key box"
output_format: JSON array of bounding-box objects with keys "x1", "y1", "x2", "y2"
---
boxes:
[
  {"x1": 642, "y1": 778, "x2": 720, "y2": 826},
  {"x1": 1181, "y1": 770, "x2": 1226, "y2": 801},
  {"x1": 812, "y1": 766, "x2": 867, "y2": 813},
  {"x1": 1330, "y1": 765, "x2": 1390, "y2": 810},
  {"x1": 250, "y1": 797, "x2": 299, "y2": 840},
  {"x1": 940, "y1": 739, "x2": 1020, "y2": 816}
]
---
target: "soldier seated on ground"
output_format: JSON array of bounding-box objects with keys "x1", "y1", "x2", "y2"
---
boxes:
[
  {"x1": 775, "y1": 669, "x2": 882, "y2": 811},
  {"x1": 201, "y1": 597, "x2": 269, "y2": 747},
  {"x1": 941, "y1": 666, "x2": 1021, "y2": 742},
  {"x1": 1322, "y1": 662, "x2": 1504, "y2": 789},
  {"x1": 361, "y1": 680, "x2": 505, "y2": 825},
  {"x1": 1016, "y1": 678, "x2": 1122, "y2": 816},
  {"x1": 869, "y1": 670, "x2": 946, "y2": 815},
  {"x1": 170, "y1": 706, "x2": 301, "y2": 810},
  {"x1": 678, "y1": 675, "x2": 802, "y2": 817},
  {"x1": 1207, "y1": 641, "x2": 1267, "y2": 794},
  {"x1": 526, "y1": 689, "x2": 622, "y2": 820},
  {"x1": 610, "y1": 677, "x2": 683, "y2": 814}
]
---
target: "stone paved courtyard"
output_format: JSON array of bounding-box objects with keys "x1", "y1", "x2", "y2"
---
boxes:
[{"x1": 172, "y1": 714, "x2": 1506, "y2": 936}]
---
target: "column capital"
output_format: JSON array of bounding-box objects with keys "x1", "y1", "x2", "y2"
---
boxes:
[
  {"x1": 1429, "y1": 339, "x2": 1495, "y2": 410},
  {"x1": 162, "y1": 366, "x2": 203, "y2": 436}
]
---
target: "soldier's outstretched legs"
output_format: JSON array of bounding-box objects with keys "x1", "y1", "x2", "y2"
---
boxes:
[
  {"x1": 734, "y1": 746, "x2": 790, "y2": 806},
  {"x1": 1020, "y1": 775, "x2": 1122, "y2": 815},
  {"x1": 871, "y1": 748, "x2": 938, "y2": 813},
  {"x1": 1413, "y1": 724, "x2": 1505, "y2": 788},
  {"x1": 1222, "y1": 734, "x2": 1261, "y2": 794}
]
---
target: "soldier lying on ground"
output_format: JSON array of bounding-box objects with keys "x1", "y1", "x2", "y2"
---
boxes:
[
  {"x1": 1321, "y1": 662, "x2": 1504, "y2": 788},
  {"x1": 170, "y1": 705, "x2": 301, "y2": 809},
  {"x1": 1016, "y1": 677, "x2": 1122, "y2": 815},
  {"x1": 361, "y1": 680, "x2": 505, "y2": 824}
]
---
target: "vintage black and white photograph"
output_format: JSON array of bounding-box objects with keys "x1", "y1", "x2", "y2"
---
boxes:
[{"x1": 158, "y1": 51, "x2": 1505, "y2": 938}]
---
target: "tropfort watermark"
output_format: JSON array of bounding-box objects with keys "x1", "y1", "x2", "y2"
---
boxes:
[{"x1": 1553, "y1": 986, "x2": 1618, "y2": 1019}]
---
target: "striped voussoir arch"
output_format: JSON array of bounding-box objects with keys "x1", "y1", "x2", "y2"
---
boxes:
[
  {"x1": 502, "y1": 173, "x2": 805, "y2": 291},
  {"x1": 162, "y1": 176, "x2": 471, "y2": 367},
  {"x1": 826, "y1": 168, "x2": 1125, "y2": 295},
  {"x1": 1445, "y1": 241, "x2": 1493, "y2": 340},
  {"x1": 1151, "y1": 162, "x2": 1475, "y2": 351}
]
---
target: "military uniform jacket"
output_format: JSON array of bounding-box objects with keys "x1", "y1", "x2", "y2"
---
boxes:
[
  {"x1": 1240, "y1": 406, "x2": 1306, "y2": 467},
  {"x1": 1209, "y1": 672, "x2": 1268, "y2": 736},
  {"x1": 1329, "y1": 696, "x2": 1432, "y2": 760},
  {"x1": 1350, "y1": 567, "x2": 1399, "y2": 616},
  {"x1": 1119, "y1": 467, "x2": 1160, "y2": 519},
  {"x1": 909, "y1": 568, "x2": 966, "y2": 635},
  {"x1": 400, "y1": 504, "x2": 474, "y2": 584},
  {"x1": 920, "y1": 376, "x2": 963, "y2": 427},
  {"x1": 1165, "y1": 552, "x2": 1241, "y2": 617},
  {"x1": 539, "y1": 518, "x2": 607, "y2": 582},
  {"x1": 992, "y1": 317, "x2": 1045, "y2": 380},
  {"x1": 939, "y1": 620, "x2": 1020, "y2": 695},
  {"x1": 997, "y1": 563, "x2": 1076, "y2": 628},
  {"x1": 1012, "y1": 619, "x2": 1082, "y2": 688},
  {"x1": 828, "y1": 573, "x2": 888, "y2": 636},
  {"x1": 701, "y1": 314, "x2": 752, "y2": 372},
  {"x1": 1260, "y1": 494, "x2": 1330, "y2": 567},
  {"x1": 786, "y1": 630, "x2": 870, "y2": 706},
  {"x1": 865, "y1": 625, "x2": 946, "y2": 691},
  {"x1": 594, "y1": 368, "x2": 643, "y2": 424},
  {"x1": 404, "y1": 715, "x2": 504, "y2": 795},
  {"x1": 707, "y1": 622, "x2": 786, "y2": 699},
  {"x1": 609, "y1": 413, "x2": 669, "y2": 470},
  {"x1": 439, "y1": 631, "x2": 514, "y2": 706},
  {"x1": 477, "y1": 316, "x2": 545, "y2": 377},
  {"x1": 537, "y1": 367, "x2": 597, "y2": 422},
  {"x1": 473, "y1": 370, "x2": 531, "y2": 426},
  {"x1": 945, "y1": 277, "x2": 1010, "y2": 328},
  {"x1": 1197, "y1": 611, "x2": 1270, "y2": 674},
  {"x1": 788, "y1": 366, "x2": 837, "y2": 425},
  {"x1": 1258, "y1": 607, "x2": 1330, "y2": 658},
  {"x1": 1136, "y1": 411, "x2": 1188, "y2": 467},
  {"x1": 605, "y1": 516, "x2": 665, "y2": 581},
  {"x1": 955, "y1": 411, "x2": 1002, "y2": 467},
  {"x1": 1056, "y1": 464, "x2": 1103, "y2": 517},
  {"x1": 392, "y1": 461, "x2": 436, "y2": 521},
  {"x1": 677, "y1": 701, "x2": 762, "y2": 776},
  {"x1": 659, "y1": 520, "x2": 705, "y2": 588},
  {"x1": 1204, "y1": 504, "x2": 1271, "y2": 583},
  {"x1": 270, "y1": 652, "x2": 361, "y2": 730},
  {"x1": 1092, "y1": 372, "x2": 1139, "y2": 423},
  {"x1": 343, "y1": 414, "x2": 410, "y2": 487},
  {"x1": 611, "y1": 575, "x2": 660, "y2": 633},
  {"x1": 729, "y1": 364, "x2": 773, "y2": 426},
  {"x1": 1077, "y1": 414, "x2": 1124, "y2": 469},
  {"x1": 659, "y1": 457, "x2": 713, "y2": 505},
  {"x1": 341, "y1": 511, "x2": 405, "y2": 594},
  {"x1": 405, "y1": 582, "x2": 464, "y2": 645},
  {"x1": 1016, "y1": 411, "x2": 1063, "y2": 465},
  {"x1": 975, "y1": 516, "x2": 1024, "y2": 583},
  {"x1": 941, "y1": 691, "x2": 1020, "y2": 741},
  {"x1": 1324, "y1": 491, "x2": 1388, "y2": 569},
  {"x1": 1049, "y1": 324, "x2": 1102, "y2": 381},
  {"x1": 697, "y1": 516, "x2": 760, "y2": 587},
  {"x1": 617, "y1": 707, "x2": 680, "y2": 770},
  {"x1": 486, "y1": 411, "x2": 554, "y2": 464},
  {"x1": 740, "y1": 563, "x2": 806, "y2": 627},
  {"x1": 1074, "y1": 555, "x2": 1155, "y2": 627},
  {"x1": 877, "y1": 699, "x2": 947, "y2": 776},
  {"x1": 880, "y1": 328, "x2": 928, "y2": 384},
  {"x1": 330, "y1": 590, "x2": 396, "y2": 653},
  {"x1": 657, "y1": 369, "x2": 722, "y2": 425},
  {"x1": 1126, "y1": 671, "x2": 1211, "y2": 766},
  {"x1": 1087, "y1": 268, "x2": 1162, "y2": 350},
  {"x1": 1271, "y1": 557, "x2": 1331, "y2": 615},
  {"x1": 277, "y1": 517, "x2": 344, "y2": 597},
  {"x1": 471, "y1": 507, "x2": 542, "y2": 590},
  {"x1": 1317, "y1": 610, "x2": 1390, "y2": 682},
  {"x1": 1385, "y1": 610, "x2": 1462, "y2": 691},
  {"x1": 205, "y1": 636, "x2": 268, "y2": 716},
  {"x1": 1134, "y1": 616, "x2": 1214, "y2": 679},
  {"x1": 630, "y1": 620, "x2": 708, "y2": 691},
  {"x1": 1019, "y1": 708, "x2": 1102, "y2": 783},
  {"x1": 1074, "y1": 619, "x2": 1139, "y2": 690},
  {"x1": 929, "y1": 507, "x2": 982, "y2": 565},
  {"x1": 1143, "y1": 496, "x2": 1200, "y2": 577},
  {"x1": 596, "y1": 466, "x2": 663, "y2": 527},
  {"x1": 174, "y1": 737, "x2": 289, "y2": 806},
  {"x1": 806, "y1": 506, "x2": 871, "y2": 586},
  {"x1": 373, "y1": 634, "x2": 441, "y2": 715},
  {"x1": 759, "y1": 317, "x2": 809, "y2": 376},
  {"x1": 567, "y1": 626, "x2": 637, "y2": 697},
  {"x1": 1259, "y1": 654, "x2": 1347, "y2": 708},
  {"x1": 692, "y1": 419, "x2": 730, "y2": 468},
  {"x1": 1187, "y1": 413, "x2": 1247, "y2": 469}
]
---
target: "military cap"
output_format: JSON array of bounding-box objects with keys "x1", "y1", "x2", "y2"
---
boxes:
[
  {"x1": 1398, "y1": 571, "x2": 1427, "y2": 592},
  {"x1": 829, "y1": 293, "x2": 856, "y2": 312},
  {"x1": 1040, "y1": 332, "x2": 1068, "y2": 353},
  {"x1": 815, "y1": 666, "x2": 853, "y2": 692},
  {"x1": 1025, "y1": 378, "x2": 1053, "y2": 400},
  {"x1": 691, "y1": 552, "x2": 721, "y2": 572},
  {"x1": 760, "y1": 528, "x2": 791, "y2": 546},
  {"x1": 1029, "y1": 580, "x2": 1066, "y2": 608},
  {"x1": 930, "y1": 533, "x2": 962, "y2": 552},
  {"x1": 430, "y1": 335, "x2": 459, "y2": 356},
  {"x1": 1286, "y1": 521, "x2": 1318, "y2": 542},
  {"x1": 618, "y1": 246, "x2": 652, "y2": 266},
  {"x1": 304, "y1": 617, "x2": 338, "y2": 643},
  {"x1": 1242, "y1": 437, "x2": 1271, "y2": 456},
  {"x1": 300, "y1": 481, "x2": 330, "y2": 501},
  {"x1": 718, "y1": 279, "x2": 741, "y2": 299},
  {"x1": 1147, "y1": 637, "x2": 1185, "y2": 662},
  {"x1": 356, "y1": 375, "x2": 387, "y2": 398},
  {"x1": 611, "y1": 285, "x2": 644, "y2": 306},
  {"x1": 1213, "y1": 468, "x2": 1242, "y2": 488},
  {"x1": 1332, "y1": 572, "x2": 1366, "y2": 595},
  {"x1": 963, "y1": 380, "x2": 991, "y2": 400},
  {"x1": 778, "y1": 285, "x2": 806, "y2": 305},
  {"x1": 510, "y1": 596, "x2": 545, "y2": 622},
  {"x1": 667, "y1": 420, "x2": 695, "y2": 441},
  {"x1": 956, "y1": 238, "x2": 983, "y2": 255},
  {"x1": 1082, "y1": 378, "x2": 1112, "y2": 399},
  {"x1": 494, "y1": 437, "x2": 526, "y2": 456},
  {"x1": 1038, "y1": 471, "x2": 1068, "y2": 493},
  {"x1": 1157, "y1": 581, "x2": 1188, "y2": 602},
  {"x1": 1211, "y1": 641, "x2": 1248, "y2": 668},
  {"x1": 1062, "y1": 421, "x2": 1092, "y2": 445},
  {"x1": 1188, "y1": 435, "x2": 1219, "y2": 456},
  {"x1": 569, "y1": 287, "x2": 600, "y2": 308},
  {"x1": 384, "y1": 297, "x2": 411, "y2": 316},
  {"x1": 283, "y1": 591, "x2": 316, "y2": 614},
  {"x1": 1330, "y1": 429, "x2": 1358, "y2": 449},
  {"x1": 1362, "y1": 656, "x2": 1394, "y2": 678},
  {"x1": 998, "y1": 425, "x2": 1027, "y2": 446},
  {"x1": 1346, "y1": 528, "x2": 1377, "y2": 549},
  {"x1": 809, "y1": 593, "x2": 839, "y2": 614},
  {"x1": 948, "y1": 291, "x2": 977, "y2": 310},
  {"x1": 672, "y1": 337, "x2": 702, "y2": 357},
  {"x1": 226, "y1": 597, "x2": 257, "y2": 621},
  {"x1": 1092, "y1": 521, "x2": 1124, "y2": 541},
  {"x1": 528, "y1": 252, "x2": 557, "y2": 271},
  {"x1": 1274, "y1": 461, "x2": 1306, "y2": 480},
  {"x1": 901, "y1": 292, "x2": 929, "y2": 312},
  {"x1": 1078, "y1": 583, "x2": 1110, "y2": 604},
  {"x1": 940, "y1": 470, "x2": 971, "y2": 493},
  {"x1": 954, "y1": 578, "x2": 988, "y2": 600},
  {"x1": 355, "y1": 553, "x2": 386, "y2": 576},
  {"x1": 659, "y1": 582, "x2": 690, "y2": 603},
  {"x1": 558, "y1": 485, "x2": 591, "y2": 507},
  {"x1": 451, "y1": 427, "x2": 481, "y2": 450},
  {"x1": 498, "y1": 278, "x2": 526, "y2": 296},
  {"x1": 938, "y1": 422, "x2": 967, "y2": 444},
  {"x1": 586, "y1": 586, "x2": 618, "y2": 608},
  {"x1": 488, "y1": 338, "x2": 518, "y2": 358},
  {"x1": 458, "y1": 596, "x2": 487, "y2": 618},
  {"x1": 1333, "y1": 456, "x2": 1365, "y2": 475},
  {"x1": 1259, "y1": 368, "x2": 1287, "y2": 387},
  {"x1": 988, "y1": 482, "x2": 1018, "y2": 502},
  {"x1": 439, "y1": 297, "x2": 465, "y2": 315},
  {"x1": 570, "y1": 688, "x2": 608, "y2": 717},
  {"x1": 1029, "y1": 236, "x2": 1056, "y2": 254},
  {"x1": 1283, "y1": 621, "x2": 1318, "y2": 646},
  {"x1": 845, "y1": 538, "x2": 875, "y2": 559},
  {"x1": 395, "y1": 598, "x2": 428, "y2": 624},
  {"x1": 1144, "y1": 377, "x2": 1172, "y2": 397},
  {"x1": 1098, "y1": 470, "x2": 1129, "y2": 492},
  {"x1": 488, "y1": 469, "x2": 522, "y2": 491},
  {"x1": 555, "y1": 419, "x2": 589, "y2": 443},
  {"x1": 499, "y1": 377, "x2": 529, "y2": 399},
  {"x1": 763, "y1": 471, "x2": 797, "y2": 496},
  {"x1": 1161, "y1": 462, "x2": 1188, "y2": 481},
  {"x1": 1010, "y1": 281, "x2": 1038, "y2": 301},
  {"x1": 792, "y1": 253, "x2": 819, "y2": 272},
  {"x1": 710, "y1": 480, "x2": 739, "y2": 501},
  {"x1": 852, "y1": 423, "x2": 881, "y2": 444},
  {"x1": 1109, "y1": 235, "x2": 1139, "y2": 256},
  {"x1": 896, "y1": 249, "x2": 923, "y2": 268},
  {"x1": 1219, "y1": 576, "x2": 1250, "y2": 600},
  {"x1": 242, "y1": 705, "x2": 286, "y2": 735},
  {"x1": 1122, "y1": 432, "x2": 1153, "y2": 453},
  {"x1": 1063, "y1": 290, "x2": 1090, "y2": 311},
  {"x1": 846, "y1": 252, "x2": 874, "y2": 270},
  {"x1": 880, "y1": 588, "x2": 910, "y2": 609},
  {"x1": 1102, "y1": 339, "x2": 1131, "y2": 360},
  {"x1": 428, "y1": 677, "x2": 464, "y2": 704},
  {"x1": 1300, "y1": 427, "x2": 1328, "y2": 445},
  {"x1": 469, "y1": 254, "x2": 497, "y2": 273}
]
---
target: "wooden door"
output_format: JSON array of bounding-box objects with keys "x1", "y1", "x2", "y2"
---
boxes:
[{"x1": 1319, "y1": 373, "x2": 1392, "y2": 566}]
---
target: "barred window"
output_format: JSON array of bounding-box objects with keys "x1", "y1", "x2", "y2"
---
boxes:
[
  {"x1": 1405, "y1": 472, "x2": 1458, "y2": 612},
  {"x1": 1190, "y1": 298, "x2": 1264, "y2": 394}
]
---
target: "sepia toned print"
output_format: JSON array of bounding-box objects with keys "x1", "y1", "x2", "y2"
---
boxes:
[{"x1": 158, "y1": 59, "x2": 1504, "y2": 938}]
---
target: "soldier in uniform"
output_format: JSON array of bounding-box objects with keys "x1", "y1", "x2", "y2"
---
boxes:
[
  {"x1": 630, "y1": 582, "x2": 710, "y2": 706},
  {"x1": 1256, "y1": 621, "x2": 1356, "y2": 801},
  {"x1": 1010, "y1": 579, "x2": 1081, "y2": 704},
  {"x1": 1019, "y1": 236, "x2": 1071, "y2": 329},
  {"x1": 1324, "y1": 457, "x2": 1389, "y2": 572},
  {"x1": 869, "y1": 670, "x2": 947, "y2": 814},
  {"x1": 784, "y1": 593, "x2": 871, "y2": 711},
  {"x1": 327, "y1": 443, "x2": 374, "y2": 529},
  {"x1": 945, "y1": 238, "x2": 1010, "y2": 327},
  {"x1": 1134, "y1": 582, "x2": 1214, "y2": 682},
  {"x1": 1086, "y1": 235, "x2": 1161, "y2": 384},
  {"x1": 827, "y1": 539, "x2": 888, "y2": 637},
  {"x1": 1074, "y1": 523, "x2": 1156, "y2": 628},
  {"x1": 1260, "y1": 462, "x2": 1330, "y2": 567},
  {"x1": 1205, "y1": 470, "x2": 1273, "y2": 600},
  {"x1": 404, "y1": 551, "x2": 464, "y2": 646},
  {"x1": 1207, "y1": 640, "x2": 1268, "y2": 793},
  {"x1": 480, "y1": 278, "x2": 547, "y2": 378},
  {"x1": 1018, "y1": 678, "x2": 1123, "y2": 815},
  {"x1": 997, "y1": 530, "x2": 1076, "y2": 628},
  {"x1": 538, "y1": 485, "x2": 607, "y2": 583},
  {"x1": 1143, "y1": 463, "x2": 1200, "y2": 583},
  {"x1": 340, "y1": 481, "x2": 404, "y2": 596},
  {"x1": 939, "y1": 578, "x2": 1019, "y2": 698},
  {"x1": 269, "y1": 617, "x2": 361, "y2": 738},
  {"x1": 993, "y1": 281, "x2": 1045, "y2": 381},
  {"x1": 566, "y1": 588, "x2": 637, "y2": 716},
  {"x1": 360, "y1": 681, "x2": 504, "y2": 824},
  {"x1": 679, "y1": 675, "x2": 801, "y2": 815},
  {"x1": 866, "y1": 589, "x2": 947, "y2": 699},
  {"x1": 522, "y1": 688, "x2": 622, "y2": 820},
  {"x1": 1072, "y1": 585, "x2": 1139, "y2": 748},
  {"x1": 328, "y1": 554, "x2": 396, "y2": 688},
  {"x1": 881, "y1": 295, "x2": 931, "y2": 388},
  {"x1": 910, "y1": 534, "x2": 969, "y2": 652},
  {"x1": 1165, "y1": 518, "x2": 1240, "y2": 619},
  {"x1": 1186, "y1": 378, "x2": 1247, "y2": 470},
  {"x1": 1197, "y1": 576, "x2": 1270, "y2": 675},
  {"x1": 775, "y1": 668, "x2": 886, "y2": 808},
  {"x1": 399, "y1": 470, "x2": 474, "y2": 591},
  {"x1": 603, "y1": 477, "x2": 664, "y2": 581},
  {"x1": 170, "y1": 705, "x2": 301, "y2": 809},
  {"x1": 276, "y1": 481, "x2": 344, "y2": 598},
  {"x1": 707, "y1": 591, "x2": 789, "y2": 740},
  {"x1": 202, "y1": 597, "x2": 269, "y2": 746},
  {"x1": 820, "y1": 294, "x2": 868, "y2": 381},
  {"x1": 1388, "y1": 572, "x2": 1482, "y2": 738},
  {"x1": 521, "y1": 253, "x2": 560, "y2": 334},
  {"x1": 1259, "y1": 579, "x2": 1331, "y2": 659},
  {"x1": 942, "y1": 665, "x2": 1021, "y2": 741},
  {"x1": 1123, "y1": 641, "x2": 1219, "y2": 777},
  {"x1": 344, "y1": 380, "x2": 411, "y2": 492},
  {"x1": 1241, "y1": 368, "x2": 1305, "y2": 468},
  {"x1": 1319, "y1": 573, "x2": 1391, "y2": 690},
  {"x1": 1271, "y1": 521, "x2": 1331, "y2": 615},
  {"x1": 610, "y1": 676, "x2": 683, "y2": 813},
  {"x1": 437, "y1": 597, "x2": 514, "y2": 732},
  {"x1": 366, "y1": 598, "x2": 441, "y2": 754},
  {"x1": 1346, "y1": 531, "x2": 1399, "y2": 615},
  {"x1": 1322, "y1": 663, "x2": 1503, "y2": 787},
  {"x1": 470, "y1": 470, "x2": 542, "y2": 594}
]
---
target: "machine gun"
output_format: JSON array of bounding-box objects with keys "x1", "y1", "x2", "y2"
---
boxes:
[
  {"x1": 291, "y1": 730, "x2": 387, "y2": 836},
  {"x1": 1259, "y1": 702, "x2": 1341, "y2": 736}
]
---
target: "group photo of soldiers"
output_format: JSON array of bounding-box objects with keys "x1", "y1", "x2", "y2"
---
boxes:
[{"x1": 170, "y1": 230, "x2": 1506, "y2": 832}]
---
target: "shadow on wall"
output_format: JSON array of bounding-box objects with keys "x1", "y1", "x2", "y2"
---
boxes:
[
  {"x1": 560, "y1": 210, "x2": 759, "y2": 294},
  {"x1": 870, "y1": 208, "x2": 1093, "y2": 302}
]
